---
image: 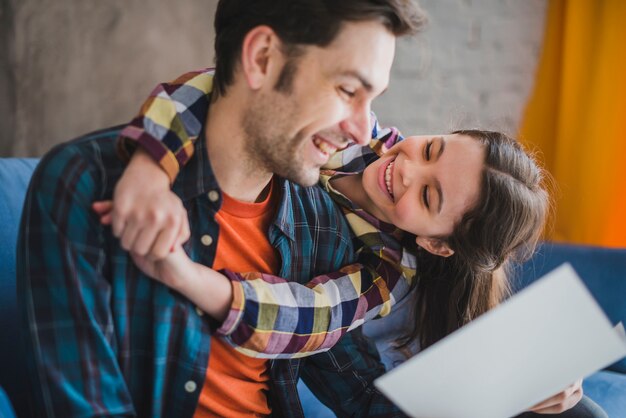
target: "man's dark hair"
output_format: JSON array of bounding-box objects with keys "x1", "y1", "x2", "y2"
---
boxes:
[{"x1": 212, "y1": 0, "x2": 427, "y2": 98}]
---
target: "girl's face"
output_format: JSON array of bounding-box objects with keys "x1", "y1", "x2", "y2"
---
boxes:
[{"x1": 361, "y1": 134, "x2": 485, "y2": 241}]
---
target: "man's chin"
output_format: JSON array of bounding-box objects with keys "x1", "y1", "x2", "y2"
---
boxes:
[{"x1": 281, "y1": 167, "x2": 320, "y2": 187}]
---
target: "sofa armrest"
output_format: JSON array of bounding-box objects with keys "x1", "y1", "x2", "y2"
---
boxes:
[{"x1": 0, "y1": 158, "x2": 39, "y2": 418}]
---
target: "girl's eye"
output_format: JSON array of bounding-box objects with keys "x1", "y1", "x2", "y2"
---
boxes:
[
  {"x1": 422, "y1": 185, "x2": 430, "y2": 210},
  {"x1": 424, "y1": 140, "x2": 433, "y2": 161}
]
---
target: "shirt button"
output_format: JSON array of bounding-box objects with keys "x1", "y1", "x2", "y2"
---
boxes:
[
  {"x1": 184, "y1": 380, "x2": 197, "y2": 393},
  {"x1": 195, "y1": 306, "x2": 204, "y2": 317},
  {"x1": 201, "y1": 235, "x2": 213, "y2": 246},
  {"x1": 207, "y1": 190, "x2": 220, "y2": 202}
]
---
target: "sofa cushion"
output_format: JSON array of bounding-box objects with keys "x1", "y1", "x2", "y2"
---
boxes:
[
  {"x1": 583, "y1": 370, "x2": 626, "y2": 418},
  {"x1": 0, "y1": 158, "x2": 39, "y2": 418}
]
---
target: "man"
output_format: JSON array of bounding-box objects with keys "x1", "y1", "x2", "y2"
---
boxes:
[{"x1": 18, "y1": 1, "x2": 424, "y2": 416}]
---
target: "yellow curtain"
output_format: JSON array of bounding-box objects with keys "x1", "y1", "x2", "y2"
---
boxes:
[{"x1": 520, "y1": 0, "x2": 626, "y2": 247}]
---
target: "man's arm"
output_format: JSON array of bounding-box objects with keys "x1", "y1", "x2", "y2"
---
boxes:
[{"x1": 17, "y1": 145, "x2": 135, "y2": 417}]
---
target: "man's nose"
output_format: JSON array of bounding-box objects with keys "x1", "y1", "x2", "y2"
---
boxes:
[{"x1": 339, "y1": 100, "x2": 371, "y2": 146}]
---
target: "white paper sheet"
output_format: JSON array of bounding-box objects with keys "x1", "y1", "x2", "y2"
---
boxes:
[
  {"x1": 616, "y1": 321, "x2": 625, "y2": 341},
  {"x1": 374, "y1": 263, "x2": 626, "y2": 418}
]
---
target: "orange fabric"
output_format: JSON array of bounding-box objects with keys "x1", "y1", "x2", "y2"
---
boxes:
[
  {"x1": 520, "y1": 0, "x2": 626, "y2": 247},
  {"x1": 194, "y1": 179, "x2": 279, "y2": 418}
]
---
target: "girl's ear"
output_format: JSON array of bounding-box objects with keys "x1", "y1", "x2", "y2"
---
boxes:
[{"x1": 415, "y1": 237, "x2": 455, "y2": 257}]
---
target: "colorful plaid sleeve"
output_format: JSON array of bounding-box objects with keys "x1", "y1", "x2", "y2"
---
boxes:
[
  {"x1": 214, "y1": 241, "x2": 414, "y2": 358},
  {"x1": 117, "y1": 68, "x2": 214, "y2": 183},
  {"x1": 211, "y1": 116, "x2": 414, "y2": 359},
  {"x1": 322, "y1": 111, "x2": 404, "y2": 173}
]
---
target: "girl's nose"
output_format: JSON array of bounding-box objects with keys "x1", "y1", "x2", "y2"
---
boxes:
[{"x1": 399, "y1": 156, "x2": 419, "y2": 187}]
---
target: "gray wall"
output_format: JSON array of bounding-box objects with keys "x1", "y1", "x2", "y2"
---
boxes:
[
  {"x1": 1, "y1": 0, "x2": 217, "y2": 157},
  {"x1": 0, "y1": 0, "x2": 546, "y2": 157}
]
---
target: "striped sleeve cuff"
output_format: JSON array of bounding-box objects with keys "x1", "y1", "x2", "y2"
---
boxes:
[
  {"x1": 117, "y1": 124, "x2": 191, "y2": 184},
  {"x1": 214, "y1": 271, "x2": 246, "y2": 336},
  {"x1": 115, "y1": 69, "x2": 214, "y2": 184}
]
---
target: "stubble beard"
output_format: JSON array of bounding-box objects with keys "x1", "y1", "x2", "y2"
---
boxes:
[{"x1": 242, "y1": 91, "x2": 320, "y2": 187}]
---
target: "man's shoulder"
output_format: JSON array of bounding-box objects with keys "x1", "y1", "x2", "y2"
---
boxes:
[
  {"x1": 32, "y1": 125, "x2": 127, "y2": 196},
  {"x1": 45, "y1": 124, "x2": 124, "y2": 159}
]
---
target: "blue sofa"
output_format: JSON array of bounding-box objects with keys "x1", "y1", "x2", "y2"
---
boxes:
[{"x1": 1, "y1": 157, "x2": 625, "y2": 417}]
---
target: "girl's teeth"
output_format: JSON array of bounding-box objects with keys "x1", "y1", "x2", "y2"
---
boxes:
[{"x1": 385, "y1": 161, "x2": 394, "y2": 199}]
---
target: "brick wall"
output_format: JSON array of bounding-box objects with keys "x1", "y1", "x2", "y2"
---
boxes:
[{"x1": 374, "y1": 0, "x2": 548, "y2": 137}]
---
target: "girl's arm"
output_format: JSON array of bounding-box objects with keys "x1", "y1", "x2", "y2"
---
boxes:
[
  {"x1": 129, "y1": 245, "x2": 233, "y2": 322},
  {"x1": 117, "y1": 68, "x2": 213, "y2": 183},
  {"x1": 95, "y1": 195, "x2": 414, "y2": 359},
  {"x1": 129, "y1": 240, "x2": 414, "y2": 360},
  {"x1": 109, "y1": 69, "x2": 214, "y2": 259},
  {"x1": 116, "y1": 68, "x2": 403, "y2": 182}
]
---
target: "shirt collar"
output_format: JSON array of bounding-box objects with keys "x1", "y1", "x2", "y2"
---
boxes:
[
  {"x1": 273, "y1": 179, "x2": 297, "y2": 242},
  {"x1": 172, "y1": 127, "x2": 297, "y2": 242}
]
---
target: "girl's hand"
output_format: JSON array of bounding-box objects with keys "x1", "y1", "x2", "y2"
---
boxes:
[
  {"x1": 92, "y1": 195, "x2": 189, "y2": 261},
  {"x1": 92, "y1": 148, "x2": 190, "y2": 261},
  {"x1": 130, "y1": 245, "x2": 231, "y2": 321},
  {"x1": 527, "y1": 379, "x2": 583, "y2": 414},
  {"x1": 130, "y1": 245, "x2": 196, "y2": 292}
]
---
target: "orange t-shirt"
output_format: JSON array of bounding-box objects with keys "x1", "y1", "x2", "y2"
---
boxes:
[{"x1": 193, "y1": 179, "x2": 279, "y2": 418}]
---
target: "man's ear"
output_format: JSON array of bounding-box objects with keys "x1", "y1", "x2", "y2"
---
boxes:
[
  {"x1": 240, "y1": 25, "x2": 284, "y2": 90},
  {"x1": 415, "y1": 237, "x2": 455, "y2": 258}
]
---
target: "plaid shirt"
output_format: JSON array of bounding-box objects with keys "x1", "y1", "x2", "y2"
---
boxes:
[{"x1": 119, "y1": 69, "x2": 416, "y2": 361}]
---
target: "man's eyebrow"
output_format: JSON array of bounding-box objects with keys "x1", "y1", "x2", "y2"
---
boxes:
[{"x1": 435, "y1": 178, "x2": 443, "y2": 214}]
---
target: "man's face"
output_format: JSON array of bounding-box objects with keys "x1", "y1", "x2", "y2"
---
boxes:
[{"x1": 243, "y1": 20, "x2": 396, "y2": 186}]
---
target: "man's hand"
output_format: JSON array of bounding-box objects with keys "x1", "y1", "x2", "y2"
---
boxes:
[
  {"x1": 527, "y1": 379, "x2": 583, "y2": 414},
  {"x1": 93, "y1": 148, "x2": 190, "y2": 260}
]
